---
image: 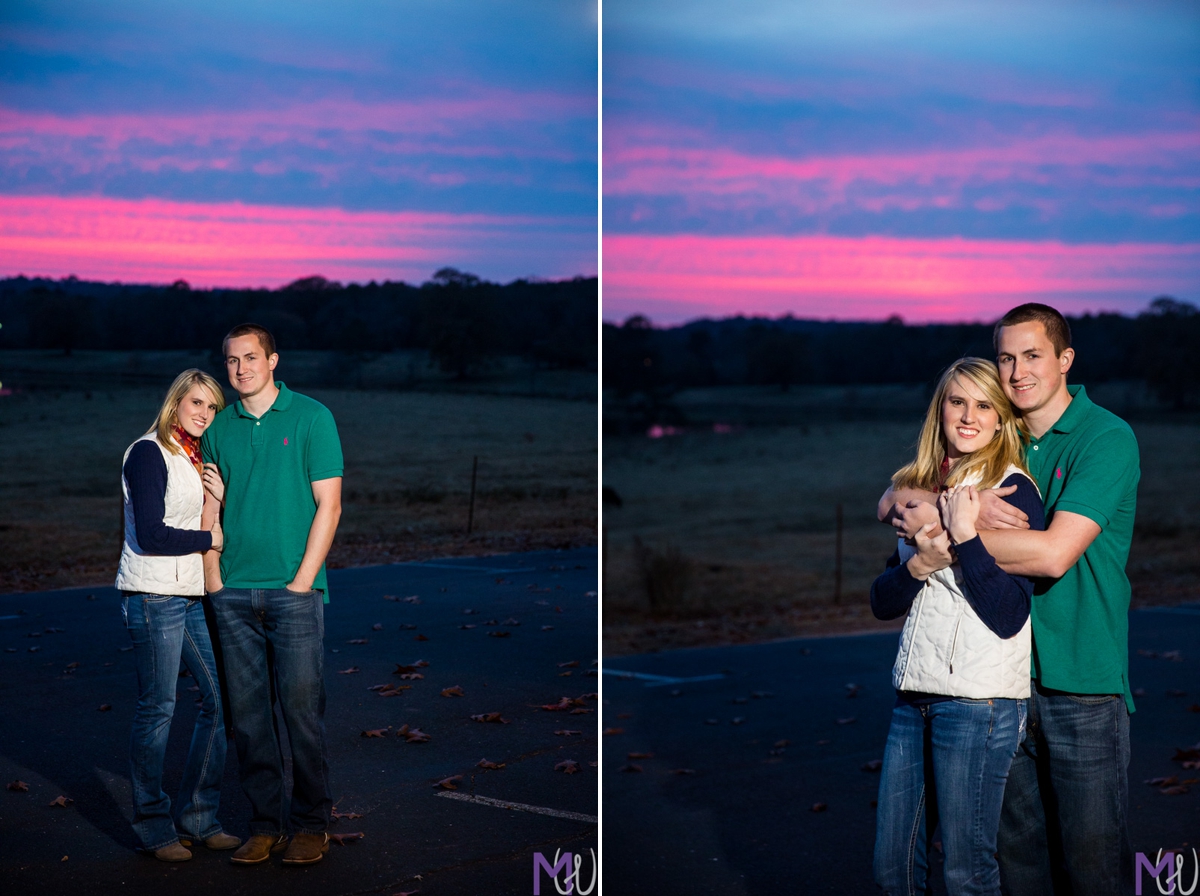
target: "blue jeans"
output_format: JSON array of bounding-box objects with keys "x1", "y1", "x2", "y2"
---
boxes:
[
  {"x1": 874, "y1": 697, "x2": 1026, "y2": 896},
  {"x1": 209, "y1": 587, "x2": 331, "y2": 836},
  {"x1": 996, "y1": 683, "x2": 1132, "y2": 896},
  {"x1": 122, "y1": 593, "x2": 228, "y2": 851}
]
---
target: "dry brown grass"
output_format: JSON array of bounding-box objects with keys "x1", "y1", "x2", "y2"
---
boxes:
[
  {"x1": 0, "y1": 382, "x2": 596, "y2": 593},
  {"x1": 603, "y1": 385, "x2": 1200, "y2": 656}
]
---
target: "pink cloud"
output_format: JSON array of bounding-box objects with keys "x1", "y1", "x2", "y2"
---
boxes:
[
  {"x1": 604, "y1": 126, "x2": 1200, "y2": 209},
  {"x1": 603, "y1": 233, "x2": 1199, "y2": 323},
  {"x1": 0, "y1": 195, "x2": 595, "y2": 287}
]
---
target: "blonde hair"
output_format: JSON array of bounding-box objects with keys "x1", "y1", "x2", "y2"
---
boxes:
[
  {"x1": 892, "y1": 357, "x2": 1030, "y2": 492},
  {"x1": 148, "y1": 369, "x2": 226, "y2": 456}
]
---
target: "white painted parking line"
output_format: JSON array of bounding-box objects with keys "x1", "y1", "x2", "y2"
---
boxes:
[
  {"x1": 602, "y1": 668, "x2": 726, "y2": 687},
  {"x1": 435, "y1": 791, "x2": 597, "y2": 824}
]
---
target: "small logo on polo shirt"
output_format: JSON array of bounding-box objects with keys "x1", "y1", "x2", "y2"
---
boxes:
[
  {"x1": 284, "y1": 437, "x2": 289, "y2": 445},
  {"x1": 1055, "y1": 467, "x2": 1062, "y2": 479}
]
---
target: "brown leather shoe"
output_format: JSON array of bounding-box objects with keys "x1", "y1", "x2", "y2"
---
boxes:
[
  {"x1": 230, "y1": 833, "x2": 289, "y2": 865},
  {"x1": 202, "y1": 831, "x2": 242, "y2": 851},
  {"x1": 152, "y1": 842, "x2": 193, "y2": 862},
  {"x1": 281, "y1": 831, "x2": 329, "y2": 865}
]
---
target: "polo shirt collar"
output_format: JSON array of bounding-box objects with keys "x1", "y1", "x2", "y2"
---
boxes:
[
  {"x1": 1045, "y1": 384, "x2": 1090, "y2": 435},
  {"x1": 234, "y1": 381, "x2": 292, "y2": 418}
]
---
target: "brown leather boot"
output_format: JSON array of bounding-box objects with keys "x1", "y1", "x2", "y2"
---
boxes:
[
  {"x1": 230, "y1": 833, "x2": 288, "y2": 865},
  {"x1": 152, "y1": 842, "x2": 193, "y2": 862},
  {"x1": 282, "y1": 831, "x2": 329, "y2": 865}
]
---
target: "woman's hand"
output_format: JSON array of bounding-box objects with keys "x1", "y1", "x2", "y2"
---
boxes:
[
  {"x1": 895, "y1": 500, "x2": 942, "y2": 543},
  {"x1": 202, "y1": 463, "x2": 225, "y2": 504},
  {"x1": 209, "y1": 516, "x2": 224, "y2": 553},
  {"x1": 939, "y1": 485, "x2": 982, "y2": 544},
  {"x1": 906, "y1": 522, "x2": 954, "y2": 580}
]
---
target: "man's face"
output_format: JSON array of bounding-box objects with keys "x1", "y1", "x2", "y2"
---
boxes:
[
  {"x1": 225, "y1": 334, "x2": 277, "y2": 399},
  {"x1": 996, "y1": 321, "x2": 1072, "y2": 414}
]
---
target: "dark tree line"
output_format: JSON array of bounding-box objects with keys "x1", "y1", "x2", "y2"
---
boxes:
[
  {"x1": 0, "y1": 269, "x2": 597, "y2": 377},
  {"x1": 604, "y1": 297, "x2": 1200, "y2": 409}
]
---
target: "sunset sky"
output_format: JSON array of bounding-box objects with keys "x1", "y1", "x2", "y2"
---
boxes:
[
  {"x1": 0, "y1": 0, "x2": 597, "y2": 287},
  {"x1": 603, "y1": 0, "x2": 1200, "y2": 323}
]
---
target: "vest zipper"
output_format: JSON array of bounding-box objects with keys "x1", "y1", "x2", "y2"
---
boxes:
[{"x1": 948, "y1": 617, "x2": 962, "y2": 675}]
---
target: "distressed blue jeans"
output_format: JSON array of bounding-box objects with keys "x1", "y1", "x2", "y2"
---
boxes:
[
  {"x1": 122, "y1": 592, "x2": 227, "y2": 851},
  {"x1": 996, "y1": 683, "x2": 1132, "y2": 896},
  {"x1": 209, "y1": 587, "x2": 331, "y2": 836},
  {"x1": 874, "y1": 697, "x2": 1026, "y2": 896}
]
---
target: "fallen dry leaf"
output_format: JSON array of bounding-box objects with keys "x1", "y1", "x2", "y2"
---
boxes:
[
  {"x1": 1173, "y1": 744, "x2": 1200, "y2": 762},
  {"x1": 774, "y1": 739, "x2": 790, "y2": 749},
  {"x1": 65, "y1": 662, "x2": 80, "y2": 670},
  {"x1": 397, "y1": 724, "x2": 431, "y2": 743},
  {"x1": 98, "y1": 704, "x2": 112, "y2": 712},
  {"x1": 503, "y1": 618, "x2": 520, "y2": 626},
  {"x1": 393, "y1": 891, "x2": 419, "y2": 896},
  {"x1": 731, "y1": 717, "x2": 745, "y2": 725},
  {"x1": 397, "y1": 673, "x2": 424, "y2": 681},
  {"x1": 557, "y1": 660, "x2": 579, "y2": 668},
  {"x1": 668, "y1": 768, "x2": 696, "y2": 775},
  {"x1": 541, "y1": 625, "x2": 554, "y2": 631},
  {"x1": 337, "y1": 667, "x2": 360, "y2": 675},
  {"x1": 603, "y1": 727, "x2": 625, "y2": 736},
  {"x1": 470, "y1": 712, "x2": 511, "y2": 724},
  {"x1": 399, "y1": 623, "x2": 418, "y2": 630},
  {"x1": 810, "y1": 802, "x2": 827, "y2": 813},
  {"x1": 361, "y1": 727, "x2": 391, "y2": 738},
  {"x1": 402, "y1": 595, "x2": 421, "y2": 604},
  {"x1": 1182, "y1": 760, "x2": 1200, "y2": 770},
  {"x1": 1167, "y1": 689, "x2": 1187, "y2": 697},
  {"x1": 628, "y1": 752, "x2": 654, "y2": 760},
  {"x1": 1160, "y1": 785, "x2": 1190, "y2": 795},
  {"x1": 372, "y1": 623, "x2": 383, "y2": 631},
  {"x1": 331, "y1": 809, "x2": 363, "y2": 820},
  {"x1": 488, "y1": 631, "x2": 511, "y2": 638},
  {"x1": 617, "y1": 712, "x2": 633, "y2": 719},
  {"x1": 415, "y1": 634, "x2": 429, "y2": 642},
  {"x1": 836, "y1": 717, "x2": 857, "y2": 726},
  {"x1": 347, "y1": 638, "x2": 368, "y2": 645},
  {"x1": 460, "y1": 624, "x2": 477, "y2": 629},
  {"x1": 555, "y1": 760, "x2": 580, "y2": 774},
  {"x1": 558, "y1": 671, "x2": 572, "y2": 677},
  {"x1": 569, "y1": 708, "x2": 594, "y2": 715},
  {"x1": 49, "y1": 796, "x2": 74, "y2": 807},
  {"x1": 1145, "y1": 775, "x2": 1178, "y2": 786},
  {"x1": 369, "y1": 683, "x2": 412, "y2": 697},
  {"x1": 440, "y1": 686, "x2": 465, "y2": 698},
  {"x1": 329, "y1": 832, "x2": 364, "y2": 845},
  {"x1": 435, "y1": 775, "x2": 463, "y2": 790},
  {"x1": 555, "y1": 730, "x2": 583, "y2": 736},
  {"x1": 817, "y1": 739, "x2": 831, "y2": 745},
  {"x1": 8, "y1": 781, "x2": 29, "y2": 792},
  {"x1": 477, "y1": 759, "x2": 506, "y2": 769},
  {"x1": 541, "y1": 697, "x2": 583, "y2": 711},
  {"x1": 383, "y1": 594, "x2": 398, "y2": 601},
  {"x1": 621, "y1": 764, "x2": 643, "y2": 773}
]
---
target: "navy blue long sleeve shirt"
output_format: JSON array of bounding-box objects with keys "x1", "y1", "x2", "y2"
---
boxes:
[
  {"x1": 869, "y1": 473, "x2": 1046, "y2": 639},
  {"x1": 123, "y1": 440, "x2": 212, "y2": 556}
]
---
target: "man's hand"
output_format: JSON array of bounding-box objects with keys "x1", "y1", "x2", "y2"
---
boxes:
[
  {"x1": 286, "y1": 578, "x2": 315, "y2": 594},
  {"x1": 976, "y1": 485, "x2": 1029, "y2": 530},
  {"x1": 906, "y1": 522, "x2": 954, "y2": 580},
  {"x1": 939, "y1": 485, "x2": 981, "y2": 544},
  {"x1": 891, "y1": 500, "x2": 942, "y2": 541},
  {"x1": 209, "y1": 517, "x2": 224, "y2": 553}
]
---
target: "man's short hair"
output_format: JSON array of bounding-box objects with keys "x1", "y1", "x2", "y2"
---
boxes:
[
  {"x1": 993, "y1": 303, "x2": 1071, "y2": 357},
  {"x1": 222, "y1": 323, "x2": 277, "y2": 358}
]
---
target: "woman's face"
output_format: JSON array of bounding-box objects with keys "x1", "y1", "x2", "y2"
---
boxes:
[
  {"x1": 175, "y1": 384, "x2": 220, "y2": 439},
  {"x1": 941, "y1": 376, "x2": 1002, "y2": 459}
]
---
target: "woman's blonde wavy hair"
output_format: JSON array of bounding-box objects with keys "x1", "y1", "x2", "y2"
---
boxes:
[
  {"x1": 148, "y1": 369, "x2": 226, "y2": 456},
  {"x1": 891, "y1": 357, "x2": 1029, "y2": 492}
]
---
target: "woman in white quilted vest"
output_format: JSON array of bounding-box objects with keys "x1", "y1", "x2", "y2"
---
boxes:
[
  {"x1": 870, "y1": 357, "x2": 1045, "y2": 896},
  {"x1": 115, "y1": 369, "x2": 242, "y2": 862}
]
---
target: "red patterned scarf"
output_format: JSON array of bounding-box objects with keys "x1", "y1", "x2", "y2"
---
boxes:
[
  {"x1": 171, "y1": 424, "x2": 203, "y2": 474},
  {"x1": 938, "y1": 455, "x2": 951, "y2": 490}
]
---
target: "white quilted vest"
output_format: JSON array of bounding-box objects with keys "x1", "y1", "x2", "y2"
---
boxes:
[
  {"x1": 115, "y1": 433, "x2": 206, "y2": 596},
  {"x1": 890, "y1": 464, "x2": 1035, "y2": 699}
]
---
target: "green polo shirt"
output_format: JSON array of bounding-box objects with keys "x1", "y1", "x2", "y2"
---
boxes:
[
  {"x1": 1024, "y1": 385, "x2": 1140, "y2": 712},
  {"x1": 202, "y1": 382, "x2": 343, "y2": 600}
]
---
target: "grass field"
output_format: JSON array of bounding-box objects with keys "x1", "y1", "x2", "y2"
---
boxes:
[
  {"x1": 603, "y1": 384, "x2": 1200, "y2": 655},
  {"x1": 0, "y1": 352, "x2": 597, "y2": 592}
]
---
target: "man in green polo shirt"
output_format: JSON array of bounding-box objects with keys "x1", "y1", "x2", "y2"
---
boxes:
[
  {"x1": 881, "y1": 303, "x2": 1138, "y2": 895},
  {"x1": 201, "y1": 323, "x2": 343, "y2": 867}
]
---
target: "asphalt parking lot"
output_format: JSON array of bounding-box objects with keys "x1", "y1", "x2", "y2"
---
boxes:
[
  {"x1": 0, "y1": 548, "x2": 598, "y2": 896},
  {"x1": 603, "y1": 605, "x2": 1200, "y2": 895}
]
